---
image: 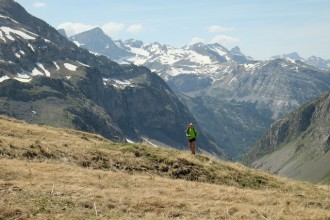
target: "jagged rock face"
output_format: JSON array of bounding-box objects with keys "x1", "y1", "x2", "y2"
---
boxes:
[
  {"x1": 245, "y1": 92, "x2": 330, "y2": 183},
  {"x1": 57, "y1": 29, "x2": 67, "y2": 38},
  {"x1": 0, "y1": 0, "x2": 225, "y2": 158},
  {"x1": 0, "y1": 0, "x2": 70, "y2": 47},
  {"x1": 212, "y1": 59, "x2": 330, "y2": 119}
]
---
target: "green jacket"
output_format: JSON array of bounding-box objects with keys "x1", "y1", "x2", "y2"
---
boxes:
[{"x1": 186, "y1": 127, "x2": 197, "y2": 140}]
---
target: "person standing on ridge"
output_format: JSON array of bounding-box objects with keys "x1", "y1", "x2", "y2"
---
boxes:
[{"x1": 186, "y1": 122, "x2": 197, "y2": 154}]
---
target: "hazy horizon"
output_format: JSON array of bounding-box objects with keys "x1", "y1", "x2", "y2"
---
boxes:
[{"x1": 15, "y1": 0, "x2": 330, "y2": 60}]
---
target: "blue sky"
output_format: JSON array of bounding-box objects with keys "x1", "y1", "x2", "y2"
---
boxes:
[{"x1": 15, "y1": 0, "x2": 330, "y2": 60}]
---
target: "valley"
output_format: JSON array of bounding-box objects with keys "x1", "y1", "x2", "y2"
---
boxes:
[{"x1": 69, "y1": 27, "x2": 330, "y2": 159}]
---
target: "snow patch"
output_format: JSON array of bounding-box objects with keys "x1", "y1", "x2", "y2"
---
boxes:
[
  {"x1": 28, "y1": 44, "x2": 35, "y2": 52},
  {"x1": 0, "y1": 30, "x2": 6, "y2": 42},
  {"x1": 228, "y1": 76, "x2": 237, "y2": 85},
  {"x1": 14, "y1": 77, "x2": 32, "y2": 83},
  {"x1": 292, "y1": 66, "x2": 299, "y2": 72},
  {"x1": 0, "y1": 75, "x2": 10, "y2": 82},
  {"x1": 64, "y1": 63, "x2": 77, "y2": 71},
  {"x1": 211, "y1": 46, "x2": 228, "y2": 56},
  {"x1": 31, "y1": 67, "x2": 44, "y2": 76},
  {"x1": 17, "y1": 73, "x2": 31, "y2": 79},
  {"x1": 0, "y1": 26, "x2": 36, "y2": 41},
  {"x1": 126, "y1": 138, "x2": 136, "y2": 144},
  {"x1": 15, "y1": 53, "x2": 21, "y2": 58},
  {"x1": 244, "y1": 63, "x2": 262, "y2": 74},
  {"x1": 129, "y1": 46, "x2": 150, "y2": 57},
  {"x1": 77, "y1": 61, "x2": 90, "y2": 67},
  {"x1": 15, "y1": 73, "x2": 32, "y2": 83},
  {"x1": 53, "y1": 61, "x2": 60, "y2": 70},
  {"x1": 0, "y1": 14, "x2": 19, "y2": 23},
  {"x1": 103, "y1": 78, "x2": 135, "y2": 89},
  {"x1": 141, "y1": 137, "x2": 158, "y2": 147},
  {"x1": 36, "y1": 63, "x2": 51, "y2": 77},
  {"x1": 73, "y1": 41, "x2": 82, "y2": 47},
  {"x1": 19, "y1": 50, "x2": 25, "y2": 55},
  {"x1": 89, "y1": 51, "x2": 100, "y2": 56},
  {"x1": 113, "y1": 79, "x2": 133, "y2": 88}
]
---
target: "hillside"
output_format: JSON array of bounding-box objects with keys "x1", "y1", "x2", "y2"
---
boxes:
[
  {"x1": 245, "y1": 92, "x2": 330, "y2": 183},
  {"x1": 1, "y1": 115, "x2": 330, "y2": 219},
  {"x1": 0, "y1": 0, "x2": 223, "y2": 156}
]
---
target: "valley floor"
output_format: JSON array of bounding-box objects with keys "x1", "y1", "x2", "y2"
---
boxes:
[{"x1": 1, "y1": 158, "x2": 330, "y2": 220}]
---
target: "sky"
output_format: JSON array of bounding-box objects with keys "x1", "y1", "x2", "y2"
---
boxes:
[{"x1": 15, "y1": 0, "x2": 330, "y2": 60}]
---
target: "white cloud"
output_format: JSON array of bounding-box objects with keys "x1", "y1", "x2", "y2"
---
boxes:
[
  {"x1": 207, "y1": 25, "x2": 234, "y2": 33},
  {"x1": 57, "y1": 21, "x2": 143, "y2": 38},
  {"x1": 189, "y1": 37, "x2": 204, "y2": 45},
  {"x1": 57, "y1": 22, "x2": 96, "y2": 37},
  {"x1": 126, "y1": 24, "x2": 143, "y2": 33},
  {"x1": 101, "y1": 22, "x2": 125, "y2": 37},
  {"x1": 33, "y1": 2, "x2": 46, "y2": 8},
  {"x1": 211, "y1": 35, "x2": 239, "y2": 47}
]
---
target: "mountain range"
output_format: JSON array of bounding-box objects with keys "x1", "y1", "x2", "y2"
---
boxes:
[
  {"x1": 0, "y1": 0, "x2": 224, "y2": 157},
  {"x1": 271, "y1": 52, "x2": 330, "y2": 71},
  {"x1": 68, "y1": 27, "x2": 330, "y2": 159}
]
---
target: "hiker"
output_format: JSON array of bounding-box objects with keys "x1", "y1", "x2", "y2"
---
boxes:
[{"x1": 186, "y1": 122, "x2": 197, "y2": 154}]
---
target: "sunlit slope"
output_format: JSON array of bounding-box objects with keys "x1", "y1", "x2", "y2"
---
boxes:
[
  {"x1": 1, "y1": 115, "x2": 330, "y2": 219},
  {"x1": 246, "y1": 92, "x2": 330, "y2": 183}
]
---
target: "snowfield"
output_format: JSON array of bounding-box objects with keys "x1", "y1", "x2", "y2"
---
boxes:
[
  {"x1": 64, "y1": 63, "x2": 78, "y2": 71},
  {"x1": 0, "y1": 75, "x2": 10, "y2": 82},
  {"x1": 0, "y1": 26, "x2": 36, "y2": 41}
]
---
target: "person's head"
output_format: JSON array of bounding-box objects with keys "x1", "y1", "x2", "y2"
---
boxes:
[{"x1": 189, "y1": 122, "x2": 193, "y2": 127}]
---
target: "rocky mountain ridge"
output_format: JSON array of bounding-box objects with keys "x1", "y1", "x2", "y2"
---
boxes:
[
  {"x1": 69, "y1": 27, "x2": 133, "y2": 61},
  {"x1": 271, "y1": 52, "x2": 330, "y2": 71},
  {"x1": 69, "y1": 27, "x2": 330, "y2": 159},
  {"x1": 0, "y1": 0, "x2": 225, "y2": 157},
  {"x1": 245, "y1": 92, "x2": 330, "y2": 183}
]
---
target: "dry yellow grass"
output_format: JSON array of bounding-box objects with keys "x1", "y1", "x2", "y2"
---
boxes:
[{"x1": 1, "y1": 115, "x2": 330, "y2": 219}]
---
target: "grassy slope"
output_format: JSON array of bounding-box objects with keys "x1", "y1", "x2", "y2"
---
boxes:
[
  {"x1": 252, "y1": 138, "x2": 330, "y2": 184},
  {"x1": 0, "y1": 115, "x2": 330, "y2": 219},
  {"x1": 250, "y1": 93, "x2": 330, "y2": 184}
]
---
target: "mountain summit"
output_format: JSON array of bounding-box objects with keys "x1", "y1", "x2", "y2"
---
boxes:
[
  {"x1": 271, "y1": 52, "x2": 303, "y2": 61},
  {"x1": 271, "y1": 52, "x2": 330, "y2": 71},
  {"x1": 69, "y1": 27, "x2": 133, "y2": 60}
]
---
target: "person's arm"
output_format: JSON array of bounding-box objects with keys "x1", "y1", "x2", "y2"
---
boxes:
[{"x1": 186, "y1": 128, "x2": 190, "y2": 136}]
